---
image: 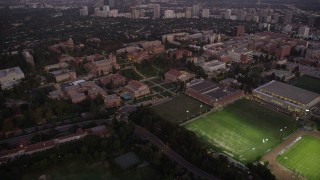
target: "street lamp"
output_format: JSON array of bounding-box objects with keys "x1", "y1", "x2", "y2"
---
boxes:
[{"x1": 186, "y1": 110, "x2": 189, "y2": 120}]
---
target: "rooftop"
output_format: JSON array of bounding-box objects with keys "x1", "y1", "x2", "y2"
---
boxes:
[
  {"x1": 187, "y1": 80, "x2": 219, "y2": 93},
  {"x1": 255, "y1": 80, "x2": 320, "y2": 105},
  {"x1": 0, "y1": 67, "x2": 24, "y2": 78}
]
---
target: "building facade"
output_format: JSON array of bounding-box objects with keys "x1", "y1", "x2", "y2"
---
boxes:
[{"x1": 253, "y1": 80, "x2": 320, "y2": 113}]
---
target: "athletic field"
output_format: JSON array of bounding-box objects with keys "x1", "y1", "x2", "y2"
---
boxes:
[
  {"x1": 277, "y1": 135, "x2": 320, "y2": 180},
  {"x1": 184, "y1": 99, "x2": 296, "y2": 163},
  {"x1": 293, "y1": 75, "x2": 320, "y2": 94},
  {"x1": 152, "y1": 95, "x2": 211, "y2": 123}
]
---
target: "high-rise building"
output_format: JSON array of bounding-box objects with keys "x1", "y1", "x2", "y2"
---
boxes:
[
  {"x1": 233, "y1": 25, "x2": 245, "y2": 36},
  {"x1": 272, "y1": 13, "x2": 280, "y2": 23},
  {"x1": 202, "y1": 9, "x2": 210, "y2": 18},
  {"x1": 94, "y1": 7, "x2": 101, "y2": 16},
  {"x1": 225, "y1": 9, "x2": 231, "y2": 19},
  {"x1": 22, "y1": 51, "x2": 35, "y2": 67},
  {"x1": 265, "y1": 15, "x2": 272, "y2": 23},
  {"x1": 238, "y1": 9, "x2": 246, "y2": 21},
  {"x1": 308, "y1": 15, "x2": 320, "y2": 26},
  {"x1": 283, "y1": 11, "x2": 292, "y2": 24},
  {"x1": 192, "y1": 4, "x2": 200, "y2": 17},
  {"x1": 185, "y1": 7, "x2": 192, "y2": 18},
  {"x1": 164, "y1": 10, "x2": 175, "y2": 19},
  {"x1": 282, "y1": 24, "x2": 292, "y2": 33},
  {"x1": 253, "y1": 16, "x2": 259, "y2": 23},
  {"x1": 298, "y1": 26, "x2": 310, "y2": 37},
  {"x1": 103, "y1": 6, "x2": 110, "y2": 11},
  {"x1": 132, "y1": 9, "x2": 140, "y2": 19},
  {"x1": 258, "y1": 23, "x2": 271, "y2": 31},
  {"x1": 153, "y1": 4, "x2": 160, "y2": 19},
  {"x1": 80, "y1": 6, "x2": 88, "y2": 16},
  {"x1": 109, "y1": 10, "x2": 118, "y2": 17}
]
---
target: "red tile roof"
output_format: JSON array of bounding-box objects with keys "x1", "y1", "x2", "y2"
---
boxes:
[
  {"x1": 166, "y1": 69, "x2": 182, "y2": 78},
  {"x1": 128, "y1": 80, "x2": 145, "y2": 90}
]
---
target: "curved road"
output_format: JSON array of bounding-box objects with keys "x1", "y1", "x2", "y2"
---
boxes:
[{"x1": 134, "y1": 125, "x2": 218, "y2": 180}]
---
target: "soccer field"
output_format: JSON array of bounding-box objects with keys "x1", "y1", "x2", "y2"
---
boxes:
[
  {"x1": 184, "y1": 99, "x2": 297, "y2": 163},
  {"x1": 152, "y1": 95, "x2": 211, "y2": 123},
  {"x1": 277, "y1": 135, "x2": 320, "y2": 180}
]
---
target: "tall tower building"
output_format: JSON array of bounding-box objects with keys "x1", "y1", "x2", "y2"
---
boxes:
[
  {"x1": 272, "y1": 13, "x2": 280, "y2": 23},
  {"x1": 153, "y1": 4, "x2": 160, "y2": 19},
  {"x1": 22, "y1": 51, "x2": 35, "y2": 67},
  {"x1": 283, "y1": 11, "x2": 292, "y2": 24},
  {"x1": 103, "y1": 6, "x2": 110, "y2": 11},
  {"x1": 192, "y1": 4, "x2": 200, "y2": 17},
  {"x1": 185, "y1": 7, "x2": 192, "y2": 18},
  {"x1": 225, "y1": 9, "x2": 232, "y2": 19},
  {"x1": 233, "y1": 25, "x2": 245, "y2": 37},
  {"x1": 132, "y1": 9, "x2": 140, "y2": 19},
  {"x1": 80, "y1": 6, "x2": 88, "y2": 16},
  {"x1": 164, "y1": 10, "x2": 175, "y2": 19},
  {"x1": 298, "y1": 26, "x2": 310, "y2": 37},
  {"x1": 202, "y1": 9, "x2": 210, "y2": 18},
  {"x1": 238, "y1": 9, "x2": 246, "y2": 21}
]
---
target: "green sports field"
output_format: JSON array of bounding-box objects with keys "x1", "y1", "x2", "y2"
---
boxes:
[
  {"x1": 277, "y1": 135, "x2": 320, "y2": 180},
  {"x1": 152, "y1": 95, "x2": 211, "y2": 123},
  {"x1": 184, "y1": 99, "x2": 297, "y2": 163}
]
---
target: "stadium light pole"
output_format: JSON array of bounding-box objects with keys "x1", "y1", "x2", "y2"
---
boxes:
[
  {"x1": 186, "y1": 110, "x2": 189, "y2": 120},
  {"x1": 279, "y1": 128, "x2": 283, "y2": 142}
]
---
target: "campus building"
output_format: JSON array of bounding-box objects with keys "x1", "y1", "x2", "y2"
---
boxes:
[
  {"x1": 0, "y1": 67, "x2": 25, "y2": 89},
  {"x1": 185, "y1": 79, "x2": 244, "y2": 107},
  {"x1": 253, "y1": 80, "x2": 320, "y2": 113},
  {"x1": 125, "y1": 80, "x2": 150, "y2": 98},
  {"x1": 164, "y1": 69, "x2": 194, "y2": 83}
]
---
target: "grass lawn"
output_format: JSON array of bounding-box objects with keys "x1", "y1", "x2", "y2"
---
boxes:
[
  {"x1": 23, "y1": 161, "x2": 158, "y2": 180},
  {"x1": 151, "y1": 86, "x2": 164, "y2": 93},
  {"x1": 292, "y1": 75, "x2": 320, "y2": 94},
  {"x1": 184, "y1": 99, "x2": 297, "y2": 163},
  {"x1": 135, "y1": 64, "x2": 158, "y2": 77},
  {"x1": 161, "y1": 83, "x2": 176, "y2": 89},
  {"x1": 120, "y1": 69, "x2": 142, "y2": 80},
  {"x1": 277, "y1": 135, "x2": 320, "y2": 180},
  {"x1": 151, "y1": 78, "x2": 163, "y2": 84},
  {"x1": 152, "y1": 95, "x2": 211, "y2": 123},
  {"x1": 160, "y1": 91, "x2": 174, "y2": 97}
]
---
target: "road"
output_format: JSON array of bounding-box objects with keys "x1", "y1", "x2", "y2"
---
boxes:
[
  {"x1": 134, "y1": 125, "x2": 218, "y2": 180},
  {"x1": 0, "y1": 119, "x2": 111, "y2": 146}
]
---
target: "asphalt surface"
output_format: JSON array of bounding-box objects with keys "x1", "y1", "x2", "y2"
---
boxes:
[{"x1": 134, "y1": 125, "x2": 218, "y2": 180}]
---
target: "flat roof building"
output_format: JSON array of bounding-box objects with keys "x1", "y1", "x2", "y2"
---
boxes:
[
  {"x1": 185, "y1": 79, "x2": 244, "y2": 107},
  {"x1": 0, "y1": 67, "x2": 25, "y2": 89},
  {"x1": 253, "y1": 80, "x2": 320, "y2": 113}
]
